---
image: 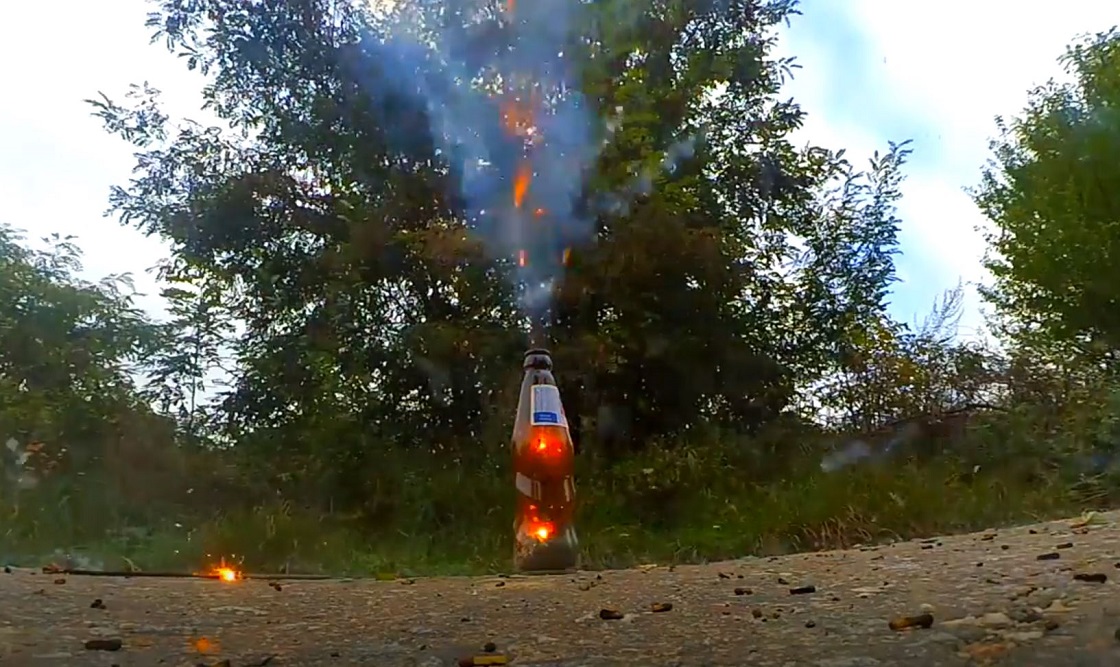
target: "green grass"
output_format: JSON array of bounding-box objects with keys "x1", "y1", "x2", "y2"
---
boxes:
[{"x1": 2, "y1": 447, "x2": 1099, "y2": 577}]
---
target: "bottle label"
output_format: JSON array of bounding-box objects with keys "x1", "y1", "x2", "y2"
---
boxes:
[{"x1": 530, "y1": 385, "x2": 567, "y2": 427}]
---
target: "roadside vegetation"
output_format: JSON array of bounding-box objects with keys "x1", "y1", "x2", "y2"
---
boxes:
[{"x1": 3, "y1": 3, "x2": 1120, "y2": 576}]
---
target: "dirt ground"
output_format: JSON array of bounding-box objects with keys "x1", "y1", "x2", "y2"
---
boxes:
[{"x1": 3, "y1": 512, "x2": 1120, "y2": 667}]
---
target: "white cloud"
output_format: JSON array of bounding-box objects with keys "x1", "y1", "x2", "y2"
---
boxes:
[
  {"x1": 0, "y1": 0, "x2": 207, "y2": 318},
  {"x1": 778, "y1": 0, "x2": 1118, "y2": 337}
]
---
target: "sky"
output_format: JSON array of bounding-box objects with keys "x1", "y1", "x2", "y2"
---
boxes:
[{"x1": 1, "y1": 0, "x2": 1116, "y2": 337}]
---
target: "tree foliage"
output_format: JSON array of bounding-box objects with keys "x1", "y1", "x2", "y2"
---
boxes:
[
  {"x1": 83, "y1": 0, "x2": 910, "y2": 482},
  {"x1": 7, "y1": 0, "x2": 1120, "y2": 574},
  {"x1": 974, "y1": 27, "x2": 1120, "y2": 367}
]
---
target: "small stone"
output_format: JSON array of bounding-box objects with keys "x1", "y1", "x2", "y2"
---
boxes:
[
  {"x1": 1056, "y1": 542, "x2": 1073, "y2": 550},
  {"x1": 1037, "y1": 552, "x2": 1060, "y2": 561},
  {"x1": 483, "y1": 641, "x2": 497, "y2": 653},
  {"x1": 789, "y1": 585, "x2": 816, "y2": 595},
  {"x1": 718, "y1": 572, "x2": 732, "y2": 579},
  {"x1": 494, "y1": 581, "x2": 505, "y2": 588},
  {"x1": 1073, "y1": 573, "x2": 1107, "y2": 584},
  {"x1": 650, "y1": 602, "x2": 673, "y2": 613},
  {"x1": 1008, "y1": 607, "x2": 1041, "y2": 624},
  {"x1": 889, "y1": 613, "x2": 934, "y2": 631},
  {"x1": 777, "y1": 577, "x2": 789, "y2": 585},
  {"x1": 53, "y1": 578, "x2": 66, "y2": 585},
  {"x1": 84, "y1": 638, "x2": 122, "y2": 651},
  {"x1": 2, "y1": 566, "x2": 10, "y2": 574},
  {"x1": 733, "y1": 587, "x2": 752, "y2": 596},
  {"x1": 977, "y1": 612, "x2": 1013, "y2": 627},
  {"x1": 90, "y1": 599, "x2": 106, "y2": 610},
  {"x1": 599, "y1": 608, "x2": 624, "y2": 620},
  {"x1": 751, "y1": 608, "x2": 763, "y2": 619},
  {"x1": 805, "y1": 620, "x2": 816, "y2": 628},
  {"x1": 1000, "y1": 545, "x2": 1009, "y2": 550}
]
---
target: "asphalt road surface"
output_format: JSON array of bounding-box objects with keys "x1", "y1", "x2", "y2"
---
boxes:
[{"x1": 3, "y1": 511, "x2": 1120, "y2": 666}]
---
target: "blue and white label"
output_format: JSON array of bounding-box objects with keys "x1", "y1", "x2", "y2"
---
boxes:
[{"x1": 530, "y1": 385, "x2": 567, "y2": 427}]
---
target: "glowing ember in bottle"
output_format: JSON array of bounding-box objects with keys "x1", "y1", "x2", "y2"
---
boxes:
[{"x1": 529, "y1": 521, "x2": 554, "y2": 542}]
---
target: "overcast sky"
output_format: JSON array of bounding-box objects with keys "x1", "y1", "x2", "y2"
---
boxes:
[{"x1": 1, "y1": 0, "x2": 1116, "y2": 335}]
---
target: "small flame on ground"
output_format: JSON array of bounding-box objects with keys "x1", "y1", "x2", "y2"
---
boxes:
[
  {"x1": 207, "y1": 558, "x2": 241, "y2": 582},
  {"x1": 525, "y1": 519, "x2": 554, "y2": 542}
]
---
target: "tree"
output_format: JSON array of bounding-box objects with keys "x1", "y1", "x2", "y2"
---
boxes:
[
  {"x1": 86, "y1": 0, "x2": 910, "y2": 509},
  {"x1": 0, "y1": 223, "x2": 177, "y2": 514},
  {"x1": 974, "y1": 27, "x2": 1120, "y2": 367}
]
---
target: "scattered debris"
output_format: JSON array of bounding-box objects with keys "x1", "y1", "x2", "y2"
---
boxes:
[
  {"x1": 52, "y1": 577, "x2": 65, "y2": 585},
  {"x1": 1073, "y1": 573, "x2": 1107, "y2": 584},
  {"x1": 599, "y1": 608, "x2": 624, "y2": 620},
  {"x1": 2, "y1": 566, "x2": 10, "y2": 574},
  {"x1": 961, "y1": 641, "x2": 1012, "y2": 662},
  {"x1": 89, "y1": 598, "x2": 106, "y2": 609},
  {"x1": 805, "y1": 620, "x2": 816, "y2": 628},
  {"x1": 889, "y1": 613, "x2": 934, "y2": 631},
  {"x1": 494, "y1": 581, "x2": 505, "y2": 588},
  {"x1": 718, "y1": 572, "x2": 732, "y2": 579},
  {"x1": 243, "y1": 654, "x2": 278, "y2": 666},
  {"x1": 1069, "y1": 511, "x2": 1100, "y2": 529},
  {"x1": 751, "y1": 608, "x2": 763, "y2": 619},
  {"x1": 1056, "y1": 542, "x2": 1073, "y2": 550},
  {"x1": 789, "y1": 585, "x2": 816, "y2": 595},
  {"x1": 459, "y1": 656, "x2": 509, "y2": 666},
  {"x1": 980, "y1": 534, "x2": 996, "y2": 541},
  {"x1": 1037, "y1": 552, "x2": 1060, "y2": 561},
  {"x1": 483, "y1": 641, "x2": 497, "y2": 653},
  {"x1": 734, "y1": 587, "x2": 752, "y2": 596},
  {"x1": 777, "y1": 577, "x2": 789, "y2": 584},
  {"x1": 269, "y1": 581, "x2": 282, "y2": 591},
  {"x1": 83, "y1": 638, "x2": 122, "y2": 651},
  {"x1": 650, "y1": 602, "x2": 673, "y2": 613}
]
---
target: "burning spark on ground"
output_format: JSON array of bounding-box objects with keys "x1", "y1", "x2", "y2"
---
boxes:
[
  {"x1": 206, "y1": 556, "x2": 242, "y2": 582},
  {"x1": 192, "y1": 636, "x2": 219, "y2": 654}
]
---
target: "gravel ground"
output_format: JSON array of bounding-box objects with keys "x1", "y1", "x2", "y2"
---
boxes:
[{"x1": 3, "y1": 511, "x2": 1120, "y2": 666}]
